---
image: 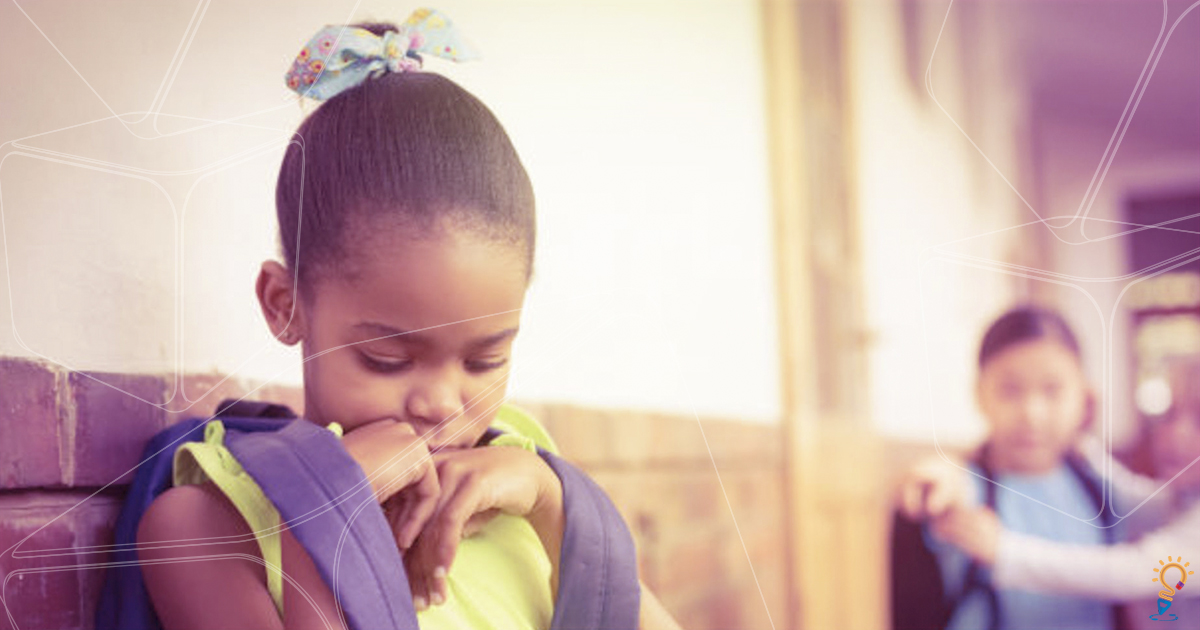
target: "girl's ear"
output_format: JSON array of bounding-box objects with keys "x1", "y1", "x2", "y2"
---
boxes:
[{"x1": 256, "y1": 260, "x2": 307, "y2": 346}]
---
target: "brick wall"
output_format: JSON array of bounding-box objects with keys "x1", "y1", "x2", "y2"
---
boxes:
[{"x1": 0, "y1": 356, "x2": 788, "y2": 630}]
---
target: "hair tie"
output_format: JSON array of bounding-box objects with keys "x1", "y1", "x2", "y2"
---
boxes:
[{"x1": 285, "y1": 8, "x2": 480, "y2": 101}]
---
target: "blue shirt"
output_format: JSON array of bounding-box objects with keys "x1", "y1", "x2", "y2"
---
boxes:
[{"x1": 925, "y1": 462, "x2": 1115, "y2": 630}]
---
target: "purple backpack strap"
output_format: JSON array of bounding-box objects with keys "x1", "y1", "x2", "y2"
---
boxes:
[
  {"x1": 540, "y1": 450, "x2": 641, "y2": 630},
  {"x1": 221, "y1": 420, "x2": 639, "y2": 630},
  {"x1": 223, "y1": 419, "x2": 419, "y2": 630},
  {"x1": 95, "y1": 412, "x2": 298, "y2": 630}
]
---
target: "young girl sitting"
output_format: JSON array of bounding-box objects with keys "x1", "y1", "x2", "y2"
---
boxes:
[
  {"x1": 123, "y1": 10, "x2": 679, "y2": 630},
  {"x1": 890, "y1": 306, "x2": 1126, "y2": 630}
]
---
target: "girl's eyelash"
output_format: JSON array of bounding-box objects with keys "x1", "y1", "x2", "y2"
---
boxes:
[
  {"x1": 466, "y1": 358, "x2": 508, "y2": 372},
  {"x1": 359, "y1": 353, "x2": 507, "y2": 374},
  {"x1": 360, "y1": 353, "x2": 413, "y2": 373}
]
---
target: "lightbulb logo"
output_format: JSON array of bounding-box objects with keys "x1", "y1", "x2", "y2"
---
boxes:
[{"x1": 1150, "y1": 555, "x2": 1193, "y2": 621}]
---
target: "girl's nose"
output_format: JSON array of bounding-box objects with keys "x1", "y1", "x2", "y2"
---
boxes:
[
  {"x1": 405, "y1": 373, "x2": 464, "y2": 429},
  {"x1": 1020, "y1": 395, "x2": 1051, "y2": 428}
]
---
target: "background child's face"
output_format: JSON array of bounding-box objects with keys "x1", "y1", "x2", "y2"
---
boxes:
[
  {"x1": 976, "y1": 339, "x2": 1091, "y2": 474},
  {"x1": 291, "y1": 225, "x2": 527, "y2": 448}
]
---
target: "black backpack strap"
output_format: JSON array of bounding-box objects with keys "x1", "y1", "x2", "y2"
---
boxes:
[
  {"x1": 890, "y1": 510, "x2": 952, "y2": 630},
  {"x1": 941, "y1": 443, "x2": 1002, "y2": 630},
  {"x1": 214, "y1": 398, "x2": 298, "y2": 419}
]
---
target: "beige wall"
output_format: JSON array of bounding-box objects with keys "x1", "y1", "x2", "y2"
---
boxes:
[
  {"x1": 0, "y1": 0, "x2": 782, "y2": 422},
  {"x1": 845, "y1": 0, "x2": 1028, "y2": 445}
]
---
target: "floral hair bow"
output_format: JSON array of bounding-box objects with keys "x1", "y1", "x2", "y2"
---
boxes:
[{"x1": 285, "y1": 8, "x2": 480, "y2": 101}]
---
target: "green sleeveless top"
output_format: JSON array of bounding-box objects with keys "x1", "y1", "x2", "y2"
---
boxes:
[{"x1": 172, "y1": 404, "x2": 560, "y2": 629}]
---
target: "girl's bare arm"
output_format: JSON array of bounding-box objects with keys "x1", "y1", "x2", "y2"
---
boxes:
[
  {"x1": 137, "y1": 482, "x2": 347, "y2": 630},
  {"x1": 137, "y1": 483, "x2": 286, "y2": 630}
]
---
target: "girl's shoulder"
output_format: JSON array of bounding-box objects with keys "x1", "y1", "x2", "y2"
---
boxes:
[{"x1": 137, "y1": 481, "x2": 268, "y2": 592}]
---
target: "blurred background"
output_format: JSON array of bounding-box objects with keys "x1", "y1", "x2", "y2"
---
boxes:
[{"x1": 1, "y1": 0, "x2": 1198, "y2": 628}]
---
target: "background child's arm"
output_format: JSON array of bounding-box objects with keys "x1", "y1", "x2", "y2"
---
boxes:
[
  {"x1": 991, "y1": 502, "x2": 1200, "y2": 601},
  {"x1": 932, "y1": 500, "x2": 1200, "y2": 601}
]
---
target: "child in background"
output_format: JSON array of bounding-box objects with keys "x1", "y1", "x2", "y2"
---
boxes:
[
  {"x1": 131, "y1": 10, "x2": 680, "y2": 630},
  {"x1": 901, "y1": 356, "x2": 1200, "y2": 621},
  {"x1": 890, "y1": 306, "x2": 1124, "y2": 630}
]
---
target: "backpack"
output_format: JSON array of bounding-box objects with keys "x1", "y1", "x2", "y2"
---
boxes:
[{"x1": 95, "y1": 400, "x2": 640, "y2": 630}]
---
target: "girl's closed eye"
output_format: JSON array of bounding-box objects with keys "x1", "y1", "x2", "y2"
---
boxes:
[
  {"x1": 465, "y1": 356, "x2": 508, "y2": 373},
  {"x1": 360, "y1": 352, "x2": 414, "y2": 373}
]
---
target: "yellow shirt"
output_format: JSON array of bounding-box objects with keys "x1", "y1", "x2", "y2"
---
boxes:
[{"x1": 172, "y1": 404, "x2": 559, "y2": 629}]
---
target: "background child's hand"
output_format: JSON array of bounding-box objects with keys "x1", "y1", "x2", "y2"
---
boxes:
[
  {"x1": 898, "y1": 454, "x2": 972, "y2": 520},
  {"x1": 340, "y1": 418, "x2": 440, "y2": 550},
  {"x1": 930, "y1": 506, "x2": 1002, "y2": 565},
  {"x1": 403, "y1": 446, "x2": 563, "y2": 611}
]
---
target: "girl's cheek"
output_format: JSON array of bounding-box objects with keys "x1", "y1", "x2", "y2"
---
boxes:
[{"x1": 465, "y1": 375, "x2": 508, "y2": 418}]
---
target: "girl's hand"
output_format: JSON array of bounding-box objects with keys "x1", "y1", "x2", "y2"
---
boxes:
[
  {"x1": 340, "y1": 418, "x2": 440, "y2": 550},
  {"x1": 930, "y1": 506, "x2": 1002, "y2": 565},
  {"x1": 898, "y1": 454, "x2": 971, "y2": 521},
  {"x1": 403, "y1": 446, "x2": 563, "y2": 611}
]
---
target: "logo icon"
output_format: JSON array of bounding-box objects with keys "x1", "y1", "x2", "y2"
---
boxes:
[{"x1": 1150, "y1": 555, "x2": 1193, "y2": 621}]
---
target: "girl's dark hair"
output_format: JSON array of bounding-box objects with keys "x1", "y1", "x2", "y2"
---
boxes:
[
  {"x1": 275, "y1": 22, "x2": 535, "y2": 296},
  {"x1": 978, "y1": 306, "x2": 1082, "y2": 368}
]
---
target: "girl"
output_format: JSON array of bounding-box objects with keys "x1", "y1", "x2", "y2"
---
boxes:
[
  {"x1": 130, "y1": 11, "x2": 680, "y2": 630},
  {"x1": 890, "y1": 306, "x2": 1126, "y2": 630},
  {"x1": 901, "y1": 356, "x2": 1200, "y2": 617}
]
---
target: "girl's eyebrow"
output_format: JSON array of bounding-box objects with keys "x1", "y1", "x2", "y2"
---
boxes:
[
  {"x1": 353, "y1": 322, "x2": 425, "y2": 343},
  {"x1": 467, "y1": 327, "x2": 519, "y2": 350},
  {"x1": 352, "y1": 322, "x2": 518, "y2": 348}
]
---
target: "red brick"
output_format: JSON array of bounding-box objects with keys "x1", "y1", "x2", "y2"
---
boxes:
[
  {"x1": 674, "y1": 472, "x2": 723, "y2": 524},
  {"x1": 657, "y1": 525, "x2": 731, "y2": 597},
  {"x1": 69, "y1": 371, "x2": 167, "y2": 487},
  {"x1": 541, "y1": 404, "x2": 614, "y2": 467},
  {"x1": 707, "y1": 420, "x2": 784, "y2": 467},
  {"x1": 646, "y1": 412, "x2": 711, "y2": 464},
  {"x1": 0, "y1": 358, "x2": 62, "y2": 489},
  {"x1": 162, "y1": 374, "x2": 306, "y2": 425},
  {"x1": 0, "y1": 492, "x2": 120, "y2": 630}
]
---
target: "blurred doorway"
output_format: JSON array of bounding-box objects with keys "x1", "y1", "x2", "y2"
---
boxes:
[{"x1": 1125, "y1": 194, "x2": 1200, "y2": 472}]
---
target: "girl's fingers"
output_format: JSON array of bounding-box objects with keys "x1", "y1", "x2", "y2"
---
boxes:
[
  {"x1": 419, "y1": 462, "x2": 483, "y2": 605},
  {"x1": 926, "y1": 483, "x2": 954, "y2": 518},
  {"x1": 429, "y1": 476, "x2": 482, "y2": 578},
  {"x1": 404, "y1": 534, "x2": 432, "y2": 611},
  {"x1": 418, "y1": 533, "x2": 443, "y2": 608},
  {"x1": 397, "y1": 461, "x2": 440, "y2": 550},
  {"x1": 901, "y1": 480, "x2": 934, "y2": 520},
  {"x1": 900, "y1": 482, "x2": 923, "y2": 519},
  {"x1": 385, "y1": 498, "x2": 406, "y2": 550},
  {"x1": 461, "y1": 509, "x2": 500, "y2": 538}
]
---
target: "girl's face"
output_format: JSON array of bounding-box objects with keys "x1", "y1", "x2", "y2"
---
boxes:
[
  {"x1": 258, "y1": 223, "x2": 528, "y2": 450},
  {"x1": 976, "y1": 339, "x2": 1092, "y2": 474}
]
